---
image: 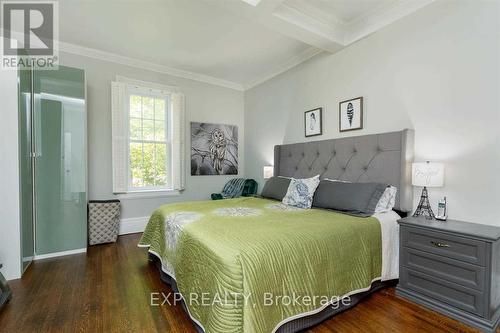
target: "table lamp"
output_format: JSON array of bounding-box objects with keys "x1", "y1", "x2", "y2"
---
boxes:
[
  {"x1": 263, "y1": 166, "x2": 274, "y2": 179},
  {"x1": 412, "y1": 161, "x2": 444, "y2": 220}
]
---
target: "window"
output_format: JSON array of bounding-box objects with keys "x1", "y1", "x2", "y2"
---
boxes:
[
  {"x1": 111, "y1": 78, "x2": 185, "y2": 195},
  {"x1": 128, "y1": 90, "x2": 171, "y2": 190}
]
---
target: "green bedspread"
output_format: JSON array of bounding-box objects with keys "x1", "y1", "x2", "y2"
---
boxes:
[{"x1": 139, "y1": 197, "x2": 381, "y2": 333}]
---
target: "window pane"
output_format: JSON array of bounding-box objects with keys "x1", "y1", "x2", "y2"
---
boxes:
[
  {"x1": 143, "y1": 97, "x2": 154, "y2": 119},
  {"x1": 155, "y1": 144, "x2": 167, "y2": 186},
  {"x1": 154, "y1": 120, "x2": 165, "y2": 141},
  {"x1": 143, "y1": 119, "x2": 154, "y2": 141},
  {"x1": 130, "y1": 142, "x2": 143, "y2": 188},
  {"x1": 130, "y1": 118, "x2": 142, "y2": 140},
  {"x1": 130, "y1": 95, "x2": 141, "y2": 118},
  {"x1": 154, "y1": 99, "x2": 165, "y2": 120},
  {"x1": 142, "y1": 143, "x2": 155, "y2": 187}
]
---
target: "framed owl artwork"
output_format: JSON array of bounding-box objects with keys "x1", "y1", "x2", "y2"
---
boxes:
[
  {"x1": 190, "y1": 122, "x2": 238, "y2": 175},
  {"x1": 339, "y1": 97, "x2": 363, "y2": 132}
]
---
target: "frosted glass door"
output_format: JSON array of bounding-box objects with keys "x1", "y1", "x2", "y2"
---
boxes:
[
  {"x1": 34, "y1": 66, "x2": 87, "y2": 255},
  {"x1": 18, "y1": 68, "x2": 34, "y2": 271}
]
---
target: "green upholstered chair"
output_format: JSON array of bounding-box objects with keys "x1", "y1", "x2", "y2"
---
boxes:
[{"x1": 211, "y1": 179, "x2": 258, "y2": 200}]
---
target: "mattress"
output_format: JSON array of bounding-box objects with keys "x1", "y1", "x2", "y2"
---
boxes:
[{"x1": 139, "y1": 197, "x2": 400, "y2": 333}]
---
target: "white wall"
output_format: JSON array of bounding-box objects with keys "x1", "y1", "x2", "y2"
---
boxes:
[
  {"x1": 59, "y1": 52, "x2": 245, "y2": 221},
  {"x1": 0, "y1": 66, "x2": 22, "y2": 280},
  {"x1": 245, "y1": 0, "x2": 500, "y2": 225}
]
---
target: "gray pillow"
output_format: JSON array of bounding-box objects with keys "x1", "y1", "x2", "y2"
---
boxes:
[
  {"x1": 312, "y1": 180, "x2": 388, "y2": 217},
  {"x1": 261, "y1": 177, "x2": 291, "y2": 201}
]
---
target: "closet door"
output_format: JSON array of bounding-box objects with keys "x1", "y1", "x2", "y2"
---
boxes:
[
  {"x1": 18, "y1": 68, "x2": 34, "y2": 271},
  {"x1": 34, "y1": 66, "x2": 87, "y2": 255}
]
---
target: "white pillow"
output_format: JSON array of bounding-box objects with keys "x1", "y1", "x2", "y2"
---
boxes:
[
  {"x1": 375, "y1": 186, "x2": 397, "y2": 213},
  {"x1": 282, "y1": 175, "x2": 320, "y2": 209}
]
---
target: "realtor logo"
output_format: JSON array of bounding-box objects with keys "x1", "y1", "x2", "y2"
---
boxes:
[{"x1": 1, "y1": 1, "x2": 59, "y2": 69}]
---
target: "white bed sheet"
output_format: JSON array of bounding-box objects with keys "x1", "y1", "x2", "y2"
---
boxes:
[{"x1": 374, "y1": 210, "x2": 400, "y2": 281}]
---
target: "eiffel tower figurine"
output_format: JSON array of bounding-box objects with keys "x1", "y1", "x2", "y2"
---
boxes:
[{"x1": 413, "y1": 186, "x2": 435, "y2": 220}]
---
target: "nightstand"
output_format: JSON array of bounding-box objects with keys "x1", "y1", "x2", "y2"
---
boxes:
[{"x1": 397, "y1": 217, "x2": 500, "y2": 333}]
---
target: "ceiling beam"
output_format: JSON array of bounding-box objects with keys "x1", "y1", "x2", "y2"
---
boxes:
[
  {"x1": 209, "y1": 0, "x2": 435, "y2": 53},
  {"x1": 208, "y1": 0, "x2": 342, "y2": 52}
]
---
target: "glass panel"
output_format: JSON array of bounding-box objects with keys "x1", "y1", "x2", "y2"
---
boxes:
[
  {"x1": 130, "y1": 142, "x2": 143, "y2": 188},
  {"x1": 142, "y1": 143, "x2": 155, "y2": 187},
  {"x1": 128, "y1": 94, "x2": 169, "y2": 190},
  {"x1": 155, "y1": 144, "x2": 167, "y2": 186},
  {"x1": 129, "y1": 95, "x2": 141, "y2": 118},
  {"x1": 18, "y1": 67, "x2": 34, "y2": 272},
  {"x1": 34, "y1": 66, "x2": 87, "y2": 255},
  {"x1": 154, "y1": 98, "x2": 165, "y2": 120},
  {"x1": 143, "y1": 119, "x2": 155, "y2": 141},
  {"x1": 154, "y1": 120, "x2": 165, "y2": 141},
  {"x1": 129, "y1": 118, "x2": 142, "y2": 140},
  {"x1": 142, "y1": 97, "x2": 154, "y2": 119}
]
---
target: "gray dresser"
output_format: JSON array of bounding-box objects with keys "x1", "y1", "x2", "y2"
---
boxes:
[{"x1": 397, "y1": 217, "x2": 500, "y2": 332}]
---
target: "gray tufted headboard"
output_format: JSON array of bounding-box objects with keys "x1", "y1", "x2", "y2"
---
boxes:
[{"x1": 273, "y1": 129, "x2": 415, "y2": 212}]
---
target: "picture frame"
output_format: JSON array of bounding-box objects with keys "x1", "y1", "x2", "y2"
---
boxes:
[
  {"x1": 190, "y1": 122, "x2": 239, "y2": 176},
  {"x1": 304, "y1": 107, "x2": 322, "y2": 137},
  {"x1": 339, "y1": 97, "x2": 363, "y2": 132}
]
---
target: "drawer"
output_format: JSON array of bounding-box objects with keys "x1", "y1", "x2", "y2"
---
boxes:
[
  {"x1": 401, "y1": 226, "x2": 487, "y2": 266},
  {"x1": 402, "y1": 247, "x2": 485, "y2": 291},
  {"x1": 400, "y1": 267, "x2": 485, "y2": 317}
]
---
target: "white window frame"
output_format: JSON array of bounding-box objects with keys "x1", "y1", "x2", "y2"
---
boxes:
[
  {"x1": 125, "y1": 85, "x2": 172, "y2": 192},
  {"x1": 112, "y1": 77, "x2": 185, "y2": 198}
]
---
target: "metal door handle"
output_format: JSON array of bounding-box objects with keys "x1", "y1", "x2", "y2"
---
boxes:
[{"x1": 430, "y1": 241, "x2": 450, "y2": 248}]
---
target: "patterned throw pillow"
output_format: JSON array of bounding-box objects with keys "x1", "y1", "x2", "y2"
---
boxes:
[
  {"x1": 282, "y1": 175, "x2": 321, "y2": 209},
  {"x1": 375, "y1": 186, "x2": 398, "y2": 213}
]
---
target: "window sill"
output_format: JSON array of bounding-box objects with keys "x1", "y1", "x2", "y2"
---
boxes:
[{"x1": 115, "y1": 189, "x2": 181, "y2": 200}]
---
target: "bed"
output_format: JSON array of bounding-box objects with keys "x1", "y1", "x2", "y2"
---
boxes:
[{"x1": 139, "y1": 129, "x2": 414, "y2": 333}]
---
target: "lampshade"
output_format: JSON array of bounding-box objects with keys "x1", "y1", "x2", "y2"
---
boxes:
[
  {"x1": 412, "y1": 162, "x2": 444, "y2": 187},
  {"x1": 263, "y1": 166, "x2": 274, "y2": 179}
]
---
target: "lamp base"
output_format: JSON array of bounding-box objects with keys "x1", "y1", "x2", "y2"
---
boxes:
[{"x1": 413, "y1": 187, "x2": 435, "y2": 220}]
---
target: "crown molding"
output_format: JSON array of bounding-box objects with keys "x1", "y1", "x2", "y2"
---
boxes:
[
  {"x1": 59, "y1": 42, "x2": 245, "y2": 91},
  {"x1": 244, "y1": 46, "x2": 322, "y2": 90},
  {"x1": 59, "y1": 41, "x2": 323, "y2": 92}
]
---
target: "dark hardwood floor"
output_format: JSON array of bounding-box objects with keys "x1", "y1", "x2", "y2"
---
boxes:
[{"x1": 0, "y1": 233, "x2": 494, "y2": 333}]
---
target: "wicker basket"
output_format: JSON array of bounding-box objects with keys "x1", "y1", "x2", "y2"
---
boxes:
[{"x1": 88, "y1": 200, "x2": 121, "y2": 245}]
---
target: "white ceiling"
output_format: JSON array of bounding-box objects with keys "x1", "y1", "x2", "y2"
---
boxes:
[
  {"x1": 56, "y1": 0, "x2": 434, "y2": 90},
  {"x1": 287, "y1": 0, "x2": 399, "y2": 25}
]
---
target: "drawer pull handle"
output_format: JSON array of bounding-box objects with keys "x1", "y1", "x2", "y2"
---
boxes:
[{"x1": 430, "y1": 241, "x2": 450, "y2": 248}]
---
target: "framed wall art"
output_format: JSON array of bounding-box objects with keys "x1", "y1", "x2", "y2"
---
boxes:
[
  {"x1": 191, "y1": 122, "x2": 238, "y2": 175},
  {"x1": 304, "y1": 107, "x2": 322, "y2": 137},
  {"x1": 339, "y1": 97, "x2": 363, "y2": 132}
]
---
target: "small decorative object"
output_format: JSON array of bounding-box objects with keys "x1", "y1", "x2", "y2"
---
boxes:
[
  {"x1": 412, "y1": 161, "x2": 445, "y2": 220},
  {"x1": 263, "y1": 166, "x2": 274, "y2": 179},
  {"x1": 191, "y1": 122, "x2": 238, "y2": 175},
  {"x1": 304, "y1": 108, "x2": 322, "y2": 137},
  {"x1": 0, "y1": 264, "x2": 12, "y2": 310},
  {"x1": 339, "y1": 97, "x2": 363, "y2": 132},
  {"x1": 436, "y1": 197, "x2": 448, "y2": 221}
]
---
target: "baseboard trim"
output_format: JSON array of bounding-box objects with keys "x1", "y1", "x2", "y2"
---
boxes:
[
  {"x1": 119, "y1": 216, "x2": 149, "y2": 235},
  {"x1": 34, "y1": 248, "x2": 87, "y2": 260}
]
